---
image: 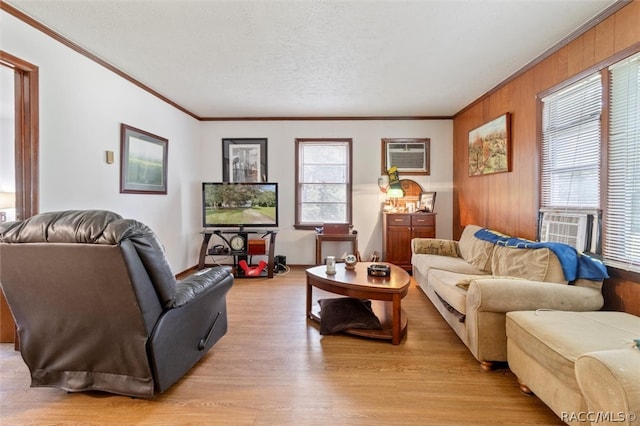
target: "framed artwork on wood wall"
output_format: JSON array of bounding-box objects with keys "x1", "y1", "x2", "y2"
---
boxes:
[
  {"x1": 222, "y1": 138, "x2": 268, "y2": 182},
  {"x1": 468, "y1": 113, "x2": 511, "y2": 176},
  {"x1": 120, "y1": 124, "x2": 168, "y2": 194}
]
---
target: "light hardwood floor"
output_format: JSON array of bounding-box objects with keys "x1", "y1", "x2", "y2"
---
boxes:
[{"x1": 0, "y1": 266, "x2": 561, "y2": 425}]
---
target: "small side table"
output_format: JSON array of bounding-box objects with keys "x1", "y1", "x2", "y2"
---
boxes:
[{"x1": 315, "y1": 233, "x2": 358, "y2": 265}]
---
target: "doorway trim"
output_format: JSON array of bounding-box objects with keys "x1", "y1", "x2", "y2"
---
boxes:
[
  {"x1": 0, "y1": 51, "x2": 38, "y2": 345},
  {"x1": 0, "y1": 50, "x2": 39, "y2": 220}
]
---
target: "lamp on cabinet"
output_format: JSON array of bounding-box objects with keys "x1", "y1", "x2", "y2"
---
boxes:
[{"x1": 386, "y1": 188, "x2": 404, "y2": 212}]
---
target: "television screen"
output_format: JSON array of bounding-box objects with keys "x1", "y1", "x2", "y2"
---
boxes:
[{"x1": 202, "y1": 182, "x2": 278, "y2": 228}]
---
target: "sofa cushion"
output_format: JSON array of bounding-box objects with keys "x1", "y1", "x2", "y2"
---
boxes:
[
  {"x1": 427, "y1": 269, "x2": 476, "y2": 316},
  {"x1": 506, "y1": 311, "x2": 640, "y2": 393},
  {"x1": 458, "y1": 225, "x2": 495, "y2": 272},
  {"x1": 491, "y1": 245, "x2": 567, "y2": 284},
  {"x1": 455, "y1": 275, "x2": 525, "y2": 290},
  {"x1": 412, "y1": 253, "x2": 489, "y2": 278}
]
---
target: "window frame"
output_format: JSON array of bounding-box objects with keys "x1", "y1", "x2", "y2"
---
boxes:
[
  {"x1": 603, "y1": 51, "x2": 640, "y2": 272},
  {"x1": 294, "y1": 138, "x2": 353, "y2": 230},
  {"x1": 538, "y1": 46, "x2": 640, "y2": 276}
]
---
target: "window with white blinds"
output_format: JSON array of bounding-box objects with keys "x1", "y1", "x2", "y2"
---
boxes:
[
  {"x1": 603, "y1": 52, "x2": 640, "y2": 272},
  {"x1": 541, "y1": 74, "x2": 602, "y2": 208}
]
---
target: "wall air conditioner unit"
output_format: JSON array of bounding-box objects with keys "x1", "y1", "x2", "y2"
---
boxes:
[
  {"x1": 538, "y1": 208, "x2": 601, "y2": 254},
  {"x1": 386, "y1": 141, "x2": 426, "y2": 172}
]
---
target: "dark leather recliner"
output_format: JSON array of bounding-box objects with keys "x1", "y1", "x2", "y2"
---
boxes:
[{"x1": 0, "y1": 210, "x2": 233, "y2": 397}]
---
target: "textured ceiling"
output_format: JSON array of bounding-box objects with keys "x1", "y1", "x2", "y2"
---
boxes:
[{"x1": 4, "y1": 0, "x2": 621, "y2": 118}]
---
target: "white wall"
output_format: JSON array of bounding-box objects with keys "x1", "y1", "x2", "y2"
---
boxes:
[
  {"x1": 2, "y1": 9, "x2": 453, "y2": 270},
  {"x1": 201, "y1": 120, "x2": 453, "y2": 265},
  {"x1": 1, "y1": 11, "x2": 202, "y2": 272}
]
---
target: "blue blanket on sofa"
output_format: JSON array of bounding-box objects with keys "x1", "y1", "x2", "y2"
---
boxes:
[{"x1": 474, "y1": 228, "x2": 609, "y2": 282}]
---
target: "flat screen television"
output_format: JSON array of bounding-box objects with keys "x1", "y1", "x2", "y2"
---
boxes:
[{"x1": 202, "y1": 182, "x2": 278, "y2": 228}]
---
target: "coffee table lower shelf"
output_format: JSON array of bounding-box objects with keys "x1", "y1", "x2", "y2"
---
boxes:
[
  {"x1": 308, "y1": 300, "x2": 408, "y2": 342},
  {"x1": 306, "y1": 262, "x2": 410, "y2": 345}
]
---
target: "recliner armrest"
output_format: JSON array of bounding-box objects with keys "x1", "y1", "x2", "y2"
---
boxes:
[
  {"x1": 173, "y1": 266, "x2": 233, "y2": 307},
  {"x1": 149, "y1": 265, "x2": 233, "y2": 393}
]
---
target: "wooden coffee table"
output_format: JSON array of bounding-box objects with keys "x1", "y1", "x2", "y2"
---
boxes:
[{"x1": 306, "y1": 262, "x2": 410, "y2": 344}]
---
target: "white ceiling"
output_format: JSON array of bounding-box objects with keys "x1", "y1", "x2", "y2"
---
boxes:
[{"x1": 5, "y1": 0, "x2": 621, "y2": 119}]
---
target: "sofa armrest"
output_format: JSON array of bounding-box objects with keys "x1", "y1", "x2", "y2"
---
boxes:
[
  {"x1": 411, "y1": 238, "x2": 459, "y2": 257},
  {"x1": 466, "y1": 278, "x2": 604, "y2": 313},
  {"x1": 173, "y1": 266, "x2": 233, "y2": 307},
  {"x1": 576, "y1": 349, "x2": 640, "y2": 425}
]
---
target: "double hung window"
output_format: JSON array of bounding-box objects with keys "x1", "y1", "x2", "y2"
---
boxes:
[
  {"x1": 541, "y1": 51, "x2": 640, "y2": 272},
  {"x1": 295, "y1": 139, "x2": 352, "y2": 229},
  {"x1": 541, "y1": 75, "x2": 602, "y2": 209}
]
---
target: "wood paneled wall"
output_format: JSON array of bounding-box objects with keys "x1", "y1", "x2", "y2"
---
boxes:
[{"x1": 452, "y1": 1, "x2": 640, "y2": 315}]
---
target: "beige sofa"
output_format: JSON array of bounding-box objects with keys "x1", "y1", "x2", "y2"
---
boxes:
[
  {"x1": 507, "y1": 310, "x2": 640, "y2": 426},
  {"x1": 411, "y1": 224, "x2": 605, "y2": 370}
]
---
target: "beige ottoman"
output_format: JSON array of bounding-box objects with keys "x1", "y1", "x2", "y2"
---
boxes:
[
  {"x1": 576, "y1": 349, "x2": 640, "y2": 426},
  {"x1": 506, "y1": 310, "x2": 640, "y2": 425}
]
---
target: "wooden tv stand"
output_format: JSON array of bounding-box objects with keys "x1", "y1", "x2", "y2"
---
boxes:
[{"x1": 198, "y1": 229, "x2": 278, "y2": 278}]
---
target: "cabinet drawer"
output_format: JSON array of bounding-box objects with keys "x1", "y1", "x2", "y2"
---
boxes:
[
  {"x1": 386, "y1": 214, "x2": 411, "y2": 226},
  {"x1": 412, "y1": 214, "x2": 435, "y2": 226}
]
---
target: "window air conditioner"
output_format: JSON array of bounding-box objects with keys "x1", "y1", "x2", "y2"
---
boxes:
[
  {"x1": 386, "y1": 142, "x2": 426, "y2": 172},
  {"x1": 538, "y1": 208, "x2": 601, "y2": 254}
]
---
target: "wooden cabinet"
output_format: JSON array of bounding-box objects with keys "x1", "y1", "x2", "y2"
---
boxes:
[{"x1": 383, "y1": 212, "x2": 436, "y2": 271}]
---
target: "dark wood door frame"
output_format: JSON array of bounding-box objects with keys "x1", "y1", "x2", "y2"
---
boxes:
[
  {"x1": 0, "y1": 50, "x2": 39, "y2": 221},
  {"x1": 0, "y1": 51, "x2": 38, "y2": 345}
]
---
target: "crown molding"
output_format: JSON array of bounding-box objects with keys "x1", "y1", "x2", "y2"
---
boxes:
[
  {"x1": 2, "y1": 2, "x2": 449, "y2": 122},
  {"x1": 5, "y1": 0, "x2": 623, "y2": 122},
  {"x1": 200, "y1": 115, "x2": 452, "y2": 121},
  {"x1": 1, "y1": 1, "x2": 199, "y2": 119}
]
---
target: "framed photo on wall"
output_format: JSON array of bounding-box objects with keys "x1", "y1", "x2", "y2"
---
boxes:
[
  {"x1": 120, "y1": 124, "x2": 168, "y2": 194},
  {"x1": 222, "y1": 138, "x2": 268, "y2": 182}
]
